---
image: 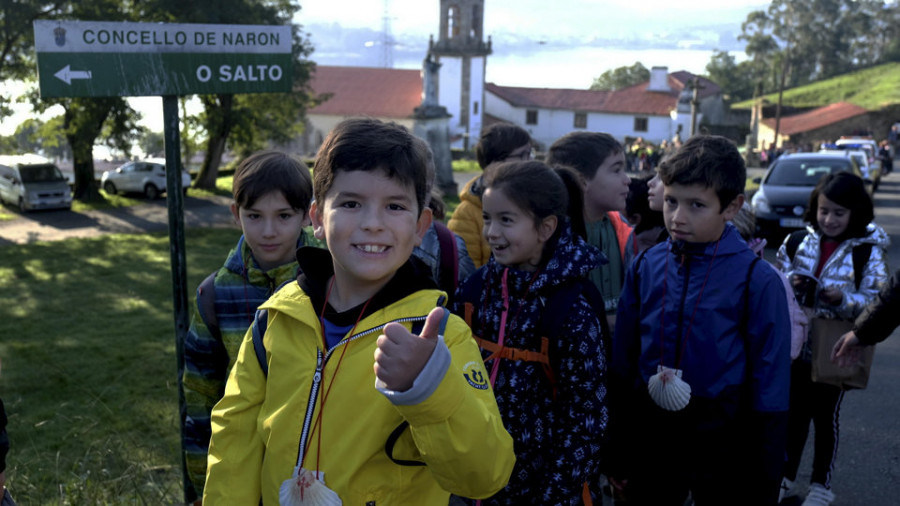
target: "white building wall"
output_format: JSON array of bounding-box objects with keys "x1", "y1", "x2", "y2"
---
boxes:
[
  {"x1": 468, "y1": 56, "x2": 486, "y2": 143},
  {"x1": 437, "y1": 58, "x2": 463, "y2": 133}
]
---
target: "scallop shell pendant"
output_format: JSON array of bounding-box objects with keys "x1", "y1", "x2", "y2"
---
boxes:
[
  {"x1": 647, "y1": 365, "x2": 691, "y2": 411},
  {"x1": 280, "y1": 466, "x2": 342, "y2": 506}
]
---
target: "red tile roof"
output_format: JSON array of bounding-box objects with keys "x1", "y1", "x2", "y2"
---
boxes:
[
  {"x1": 760, "y1": 102, "x2": 868, "y2": 135},
  {"x1": 308, "y1": 66, "x2": 422, "y2": 119},
  {"x1": 486, "y1": 71, "x2": 720, "y2": 116}
]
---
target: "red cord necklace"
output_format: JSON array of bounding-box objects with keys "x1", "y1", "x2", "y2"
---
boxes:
[{"x1": 301, "y1": 276, "x2": 373, "y2": 476}]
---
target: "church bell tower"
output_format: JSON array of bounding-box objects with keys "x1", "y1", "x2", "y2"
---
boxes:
[{"x1": 428, "y1": 0, "x2": 491, "y2": 150}]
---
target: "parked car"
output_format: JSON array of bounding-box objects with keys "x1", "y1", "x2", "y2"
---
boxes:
[
  {"x1": 751, "y1": 152, "x2": 864, "y2": 241},
  {"x1": 0, "y1": 154, "x2": 72, "y2": 212},
  {"x1": 826, "y1": 138, "x2": 882, "y2": 190},
  {"x1": 819, "y1": 147, "x2": 877, "y2": 192},
  {"x1": 101, "y1": 158, "x2": 191, "y2": 199}
]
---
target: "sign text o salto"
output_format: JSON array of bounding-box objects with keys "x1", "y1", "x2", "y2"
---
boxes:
[{"x1": 195, "y1": 64, "x2": 283, "y2": 83}]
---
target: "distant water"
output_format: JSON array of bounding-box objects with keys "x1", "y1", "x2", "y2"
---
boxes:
[{"x1": 339, "y1": 45, "x2": 742, "y2": 89}]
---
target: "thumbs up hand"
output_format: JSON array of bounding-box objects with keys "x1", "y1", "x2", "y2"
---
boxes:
[{"x1": 374, "y1": 307, "x2": 443, "y2": 392}]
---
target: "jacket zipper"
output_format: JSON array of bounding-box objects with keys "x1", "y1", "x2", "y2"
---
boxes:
[{"x1": 294, "y1": 314, "x2": 428, "y2": 469}]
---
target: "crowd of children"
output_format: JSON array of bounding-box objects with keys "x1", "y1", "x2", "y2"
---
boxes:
[{"x1": 143, "y1": 118, "x2": 892, "y2": 506}]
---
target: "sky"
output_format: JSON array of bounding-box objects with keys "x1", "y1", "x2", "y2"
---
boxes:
[{"x1": 3, "y1": 0, "x2": 768, "y2": 143}]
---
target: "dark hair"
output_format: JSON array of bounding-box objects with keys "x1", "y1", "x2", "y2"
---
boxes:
[
  {"x1": 484, "y1": 160, "x2": 586, "y2": 240},
  {"x1": 475, "y1": 123, "x2": 532, "y2": 169},
  {"x1": 546, "y1": 131, "x2": 623, "y2": 179},
  {"x1": 313, "y1": 118, "x2": 428, "y2": 215},
  {"x1": 232, "y1": 150, "x2": 313, "y2": 212},
  {"x1": 657, "y1": 134, "x2": 745, "y2": 211},
  {"x1": 804, "y1": 171, "x2": 873, "y2": 238},
  {"x1": 626, "y1": 174, "x2": 665, "y2": 233}
]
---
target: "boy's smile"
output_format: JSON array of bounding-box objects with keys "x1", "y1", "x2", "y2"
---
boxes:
[
  {"x1": 663, "y1": 183, "x2": 741, "y2": 244},
  {"x1": 310, "y1": 169, "x2": 431, "y2": 309}
]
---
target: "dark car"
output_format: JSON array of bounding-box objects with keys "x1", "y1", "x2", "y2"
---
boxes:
[{"x1": 750, "y1": 152, "x2": 864, "y2": 242}]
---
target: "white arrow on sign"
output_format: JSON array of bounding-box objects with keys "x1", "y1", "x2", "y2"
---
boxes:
[{"x1": 54, "y1": 65, "x2": 92, "y2": 85}]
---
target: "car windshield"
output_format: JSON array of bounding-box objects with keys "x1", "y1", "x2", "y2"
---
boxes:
[
  {"x1": 19, "y1": 164, "x2": 66, "y2": 183},
  {"x1": 766, "y1": 159, "x2": 852, "y2": 186}
]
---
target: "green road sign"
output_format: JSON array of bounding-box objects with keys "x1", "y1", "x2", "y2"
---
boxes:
[{"x1": 34, "y1": 20, "x2": 293, "y2": 98}]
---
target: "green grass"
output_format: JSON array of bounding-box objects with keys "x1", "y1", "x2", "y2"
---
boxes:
[
  {"x1": 732, "y1": 62, "x2": 900, "y2": 110},
  {"x1": 452, "y1": 159, "x2": 481, "y2": 173},
  {"x1": 0, "y1": 228, "x2": 239, "y2": 504}
]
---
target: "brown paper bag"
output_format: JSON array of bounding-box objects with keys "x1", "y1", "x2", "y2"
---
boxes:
[{"x1": 810, "y1": 317, "x2": 875, "y2": 390}]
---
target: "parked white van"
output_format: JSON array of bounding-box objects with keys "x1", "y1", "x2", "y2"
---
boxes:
[{"x1": 0, "y1": 154, "x2": 73, "y2": 212}]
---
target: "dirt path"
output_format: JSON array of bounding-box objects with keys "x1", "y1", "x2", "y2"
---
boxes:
[{"x1": 0, "y1": 194, "x2": 238, "y2": 246}]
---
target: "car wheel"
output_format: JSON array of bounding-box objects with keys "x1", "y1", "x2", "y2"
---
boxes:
[
  {"x1": 104, "y1": 181, "x2": 117, "y2": 195},
  {"x1": 144, "y1": 184, "x2": 160, "y2": 199}
]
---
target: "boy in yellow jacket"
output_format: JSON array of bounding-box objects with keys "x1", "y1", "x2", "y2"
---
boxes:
[{"x1": 204, "y1": 118, "x2": 515, "y2": 505}]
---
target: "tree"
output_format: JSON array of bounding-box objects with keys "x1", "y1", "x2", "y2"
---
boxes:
[
  {"x1": 0, "y1": 1, "x2": 68, "y2": 117},
  {"x1": 704, "y1": 51, "x2": 756, "y2": 102},
  {"x1": 26, "y1": 0, "x2": 144, "y2": 201},
  {"x1": 140, "y1": 130, "x2": 166, "y2": 158},
  {"x1": 140, "y1": 0, "x2": 318, "y2": 189},
  {"x1": 590, "y1": 62, "x2": 650, "y2": 91}
]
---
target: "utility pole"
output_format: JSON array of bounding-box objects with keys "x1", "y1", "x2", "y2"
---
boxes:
[
  {"x1": 689, "y1": 77, "x2": 704, "y2": 136},
  {"x1": 381, "y1": 0, "x2": 393, "y2": 68}
]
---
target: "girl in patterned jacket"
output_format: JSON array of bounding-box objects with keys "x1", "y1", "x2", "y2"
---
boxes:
[
  {"x1": 452, "y1": 160, "x2": 608, "y2": 505},
  {"x1": 774, "y1": 172, "x2": 889, "y2": 506}
]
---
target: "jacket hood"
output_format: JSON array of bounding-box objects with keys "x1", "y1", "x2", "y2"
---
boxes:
[
  {"x1": 485, "y1": 218, "x2": 605, "y2": 294},
  {"x1": 802, "y1": 221, "x2": 890, "y2": 249},
  {"x1": 458, "y1": 174, "x2": 484, "y2": 206},
  {"x1": 223, "y1": 235, "x2": 300, "y2": 286}
]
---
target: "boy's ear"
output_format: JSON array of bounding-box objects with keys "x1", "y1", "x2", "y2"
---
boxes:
[
  {"x1": 721, "y1": 194, "x2": 745, "y2": 221},
  {"x1": 309, "y1": 200, "x2": 326, "y2": 240},
  {"x1": 538, "y1": 215, "x2": 558, "y2": 243},
  {"x1": 229, "y1": 202, "x2": 240, "y2": 225},
  {"x1": 414, "y1": 207, "x2": 433, "y2": 246}
]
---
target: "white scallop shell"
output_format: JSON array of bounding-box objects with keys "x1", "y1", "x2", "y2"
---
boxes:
[
  {"x1": 280, "y1": 467, "x2": 343, "y2": 506},
  {"x1": 647, "y1": 366, "x2": 691, "y2": 411}
]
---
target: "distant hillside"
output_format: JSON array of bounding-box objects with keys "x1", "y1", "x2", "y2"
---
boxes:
[{"x1": 732, "y1": 62, "x2": 900, "y2": 111}]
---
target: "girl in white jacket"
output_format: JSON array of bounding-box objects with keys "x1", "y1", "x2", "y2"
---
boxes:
[{"x1": 774, "y1": 172, "x2": 889, "y2": 506}]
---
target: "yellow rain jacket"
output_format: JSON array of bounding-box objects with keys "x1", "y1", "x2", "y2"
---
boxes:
[
  {"x1": 448, "y1": 175, "x2": 491, "y2": 268},
  {"x1": 204, "y1": 276, "x2": 515, "y2": 505}
]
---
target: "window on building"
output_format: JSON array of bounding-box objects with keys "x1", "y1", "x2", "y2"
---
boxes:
[
  {"x1": 448, "y1": 6, "x2": 460, "y2": 38},
  {"x1": 574, "y1": 112, "x2": 587, "y2": 129},
  {"x1": 634, "y1": 117, "x2": 648, "y2": 132},
  {"x1": 526, "y1": 109, "x2": 538, "y2": 125},
  {"x1": 473, "y1": 101, "x2": 479, "y2": 115},
  {"x1": 471, "y1": 5, "x2": 482, "y2": 35}
]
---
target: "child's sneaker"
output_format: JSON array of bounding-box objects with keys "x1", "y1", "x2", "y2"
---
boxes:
[
  {"x1": 801, "y1": 483, "x2": 835, "y2": 506},
  {"x1": 778, "y1": 477, "x2": 795, "y2": 503}
]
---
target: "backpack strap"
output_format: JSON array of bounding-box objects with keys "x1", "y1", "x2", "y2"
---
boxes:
[
  {"x1": 251, "y1": 309, "x2": 269, "y2": 377},
  {"x1": 384, "y1": 307, "x2": 451, "y2": 467},
  {"x1": 851, "y1": 243, "x2": 874, "y2": 291},
  {"x1": 196, "y1": 272, "x2": 220, "y2": 338},
  {"x1": 785, "y1": 230, "x2": 807, "y2": 262},
  {"x1": 433, "y1": 221, "x2": 459, "y2": 297}
]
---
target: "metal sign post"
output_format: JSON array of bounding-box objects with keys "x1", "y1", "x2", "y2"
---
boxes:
[{"x1": 33, "y1": 19, "x2": 293, "y2": 502}]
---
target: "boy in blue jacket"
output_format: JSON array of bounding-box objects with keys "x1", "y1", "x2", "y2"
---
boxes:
[{"x1": 608, "y1": 135, "x2": 790, "y2": 506}]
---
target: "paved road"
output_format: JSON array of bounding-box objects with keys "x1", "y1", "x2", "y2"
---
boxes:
[{"x1": 0, "y1": 193, "x2": 237, "y2": 246}]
